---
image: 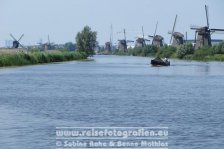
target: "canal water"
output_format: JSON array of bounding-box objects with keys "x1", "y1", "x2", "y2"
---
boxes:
[{"x1": 0, "y1": 55, "x2": 224, "y2": 149}]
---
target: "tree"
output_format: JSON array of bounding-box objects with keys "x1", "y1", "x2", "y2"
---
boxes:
[
  {"x1": 64, "y1": 42, "x2": 76, "y2": 51},
  {"x1": 177, "y1": 43, "x2": 194, "y2": 59},
  {"x1": 76, "y1": 26, "x2": 97, "y2": 56}
]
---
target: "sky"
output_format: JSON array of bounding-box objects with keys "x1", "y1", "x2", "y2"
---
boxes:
[{"x1": 0, "y1": 0, "x2": 224, "y2": 47}]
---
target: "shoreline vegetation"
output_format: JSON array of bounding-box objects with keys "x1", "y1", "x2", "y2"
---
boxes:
[
  {"x1": 108, "y1": 42, "x2": 224, "y2": 62},
  {"x1": 0, "y1": 50, "x2": 87, "y2": 67},
  {"x1": 0, "y1": 26, "x2": 96, "y2": 67}
]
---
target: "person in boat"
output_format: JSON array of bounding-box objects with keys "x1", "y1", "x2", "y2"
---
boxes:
[{"x1": 164, "y1": 58, "x2": 168, "y2": 62}]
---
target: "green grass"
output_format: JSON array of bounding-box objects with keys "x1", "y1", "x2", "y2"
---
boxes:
[{"x1": 0, "y1": 50, "x2": 87, "y2": 67}]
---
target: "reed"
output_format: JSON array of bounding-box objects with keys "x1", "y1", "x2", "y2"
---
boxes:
[{"x1": 0, "y1": 50, "x2": 87, "y2": 67}]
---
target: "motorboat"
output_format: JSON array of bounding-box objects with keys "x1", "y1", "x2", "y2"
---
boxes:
[{"x1": 151, "y1": 57, "x2": 170, "y2": 66}]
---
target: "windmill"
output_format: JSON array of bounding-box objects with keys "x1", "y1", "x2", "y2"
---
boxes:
[
  {"x1": 105, "y1": 42, "x2": 112, "y2": 52},
  {"x1": 10, "y1": 33, "x2": 25, "y2": 49},
  {"x1": 148, "y1": 22, "x2": 164, "y2": 47},
  {"x1": 43, "y1": 35, "x2": 55, "y2": 50},
  {"x1": 168, "y1": 15, "x2": 184, "y2": 47},
  {"x1": 191, "y1": 5, "x2": 224, "y2": 49},
  {"x1": 105, "y1": 24, "x2": 113, "y2": 52},
  {"x1": 135, "y1": 26, "x2": 150, "y2": 48},
  {"x1": 118, "y1": 29, "x2": 134, "y2": 51}
]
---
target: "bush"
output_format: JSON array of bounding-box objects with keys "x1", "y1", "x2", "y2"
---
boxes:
[
  {"x1": 130, "y1": 45, "x2": 158, "y2": 57},
  {"x1": 131, "y1": 47, "x2": 143, "y2": 56},
  {"x1": 177, "y1": 43, "x2": 194, "y2": 59},
  {"x1": 212, "y1": 54, "x2": 224, "y2": 61},
  {"x1": 158, "y1": 45, "x2": 177, "y2": 58},
  {"x1": 212, "y1": 42, "x2": 224, "y2": 54},
  {"x1": 113, "y1": 49, "x2": 129, "y2": 56},
  {"x1": 193, "y1": 46, "x2": 214, "y2": 60}
]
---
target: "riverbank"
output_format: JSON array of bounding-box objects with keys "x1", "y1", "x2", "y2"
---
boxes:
[
  {"x1": 0, "y1": 50, "x2": 87, "y2": 67},
  {"x1": 111, "y1": 42, "x2": 224, "y2": 61}
]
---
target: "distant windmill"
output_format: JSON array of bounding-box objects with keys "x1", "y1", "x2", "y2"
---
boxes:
[
  {"x1": 105, "y1": 24, "x2": 113, "y2": 52},
  {"x1": 135, "y1": 26, "x2": 150, "y2": 48},
  {"x1": 10, "y1": 33, "x2": 25, "y2": 49},
  {"x1": 44, "y1": 35, "x2": 54, "y2": 50},
  {"x1": 118, "y1": 29, "x2": 134, "y2": 51},
  {"x1": 191, "y1": 5, "x2": 224, "y2": 49},
  {"x1": 149, "y1": 22, "x2": 164, "y2": 47},
  {"x1": 168, "y1": 15, "x2": 184, "y2": 47},
  {"x1": 105, "y1": 42, "x2": 111, "y2": 52}
]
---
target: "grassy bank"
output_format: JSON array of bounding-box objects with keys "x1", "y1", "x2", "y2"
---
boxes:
[
  {"x1": 111, "y1": 42, "x2": 224, "y2": 61},
  {"x1": 0, "y1": 50, "x2": 87, "y2": 67}
]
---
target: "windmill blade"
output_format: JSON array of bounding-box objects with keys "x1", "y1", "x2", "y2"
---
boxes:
[
  {"x1": 205, "y1": 5, "x2": 209, "y2": 28},
  {"x1": 194, "y1": 31, "x2": 197, "y2": 45},
  {"x1": 153, "y1": 22, "x2": 158, "y2": 38},
  {"x1": 10, "y1": 33, "x2": 17, "y2": 41},
  {"x1": 145, "y1": 39, "x2": 151, "y2": 42},
  {"x1": 18, "y1": 34, "x2": 24, "y2": 42},
  {"x1": 210, "y1": 29, "x2": 224, "y2": 34},
  {"x1": 151, "y1": 21, "x2": 158, "y2": 44},
  {"x1": 210, "y1": 29, "x2": 224, "y2": 32},
  {"x1": 148, "y1": 35, "x2": 154, "y2": 38},
  {"x1": 19, "y1": 42, "x2": 26, "y2": 49},
  {"x1": 142, "y1": 26, "x2": 145, "y2": 39},
  {"x1": 48, "y1": 35, "x2": 50, "y2": 44},
  {"x1": 120, "y1": 29, "x2": 126, "y2": 41},
  {"x1": 170, "y1": 15, "x2": 178, "y2": 45},
  {"x1": 110, "y1": 24, "x2": 113, "y2": 46}
]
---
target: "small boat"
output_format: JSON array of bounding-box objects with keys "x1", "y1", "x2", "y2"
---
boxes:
[{"x1": 151, "y1": 57, "x2": 170, "y2": 66}]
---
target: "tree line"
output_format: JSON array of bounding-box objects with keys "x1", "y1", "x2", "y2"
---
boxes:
[{"x1": 113, "y1": 42, "x2": 224, "y2": 61}]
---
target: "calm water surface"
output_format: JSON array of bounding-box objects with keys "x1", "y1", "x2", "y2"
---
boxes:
[{"x1": 0, "y1": 55, "x2": 224, "y2": 149}]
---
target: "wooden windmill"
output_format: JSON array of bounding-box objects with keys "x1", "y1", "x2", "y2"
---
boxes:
[
  {"x1": 105, "y1": 42, "x2": 112, "y2": 52},
  {"x1": 148, "y1": 22, "x2": 164, "y2": 47},
  {"x1": 105, "y1": 24, "x2": 113, "y2": 52},
  {"x1": 135, "y1": 26, "x2": 150, "y2": 48},
  {"x1": 10, "y1": 33, "x2": 25, "y2": 49},
  {"x1": 191, "y1": 5, "x2": 224, "y2": 49},
  {"x1": 168, "y1": 15, "x2": 184, "y2": 47},
  {"x1": 43, "y1": 35, "x2": 55, "y2": 50},
  {"x1": 118, "y1": 29, "x2": 134, "y2": 51}
]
